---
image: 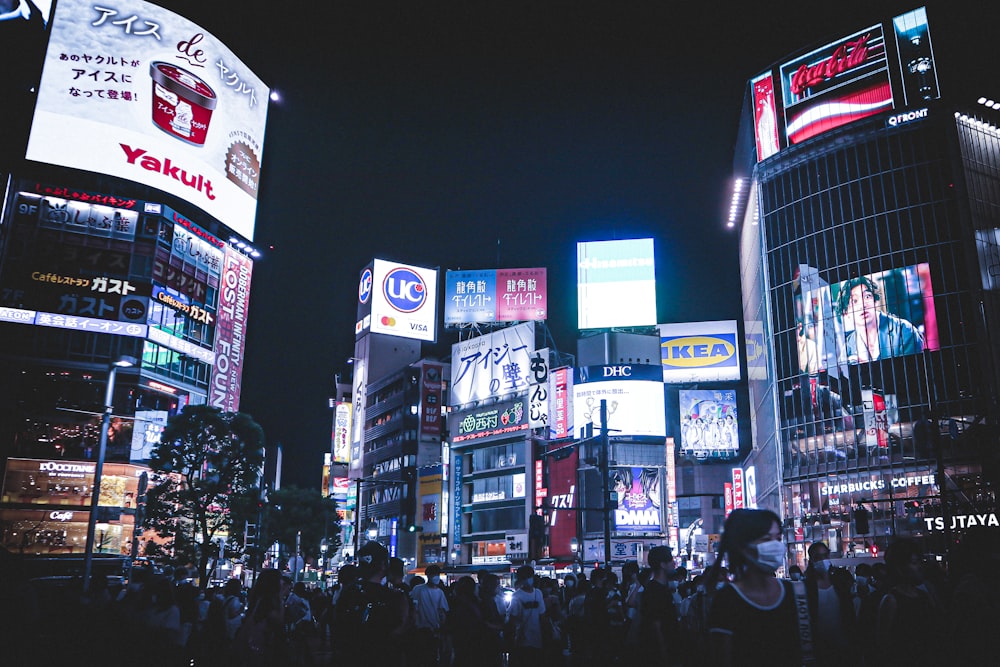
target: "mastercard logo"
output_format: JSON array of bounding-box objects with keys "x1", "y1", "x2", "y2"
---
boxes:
[{"x1": 381, "y1": 316, "x2": 397, "y2": 326}]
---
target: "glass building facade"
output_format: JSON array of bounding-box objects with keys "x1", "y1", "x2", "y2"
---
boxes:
[{"x1": 736, "y1": 7, "x2": 1000, "y2": 566}]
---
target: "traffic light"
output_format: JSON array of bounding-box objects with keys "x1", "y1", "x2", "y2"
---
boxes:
[
  {"x1": 854, "y1": 506, "x2": 870, "y2": 535},
  {"x1": 407, "y1": 524, "x2": 423, "y2": 533},
  {"x1": 869, "y1": 542, "x2": 879, "y2": 558}
]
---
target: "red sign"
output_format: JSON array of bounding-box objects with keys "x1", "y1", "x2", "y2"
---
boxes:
[
  {"x1": 546, "y1": 449, "x2": 579, "y2": 558},
  {"x1": 790, "y1": 33, "x2": 871, "y2": 96},
  {"x1": 550, "y1": 367, "x2": 571, "y2": 439},
  {"x1": 732, "y1": 468, "x2": 745, "y2": 510}
]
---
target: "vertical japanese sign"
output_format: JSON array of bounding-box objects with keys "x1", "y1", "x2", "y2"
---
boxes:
[
  {"x1": 724, "y1": 482, "x2": 734, "y2": 517},
  {"x1": 752, "y1": 72, "x2": 780, "y2": 161},
  {"x1": 528, "y1": 348, "x2": 550, "y2": 430},
  {"x1": 332, "y1": 402, "x2": 352, "y2": 464},
  {"x1": 452, "y1": 452, "x2": 463, "y2": 551},
  {"x1": 666, "y1": 437, "x2": 679, "y2": 553},
  {"x1": 546, "y1": 450, "x2": 578, "y2": 558},
  {"x1": 549, "y1": 366, "x2": 573, "y2": 439},
  {"x1": 27, "y1": 0, "x2": 270, "y2": 240},
  {"x1": 420, "y1": 363, "x2": 444, "y2": 440},
  {"x1": 210, "y1": 246, "x2": 252, "y2": 412},
  {"x1": 732, "y1": 468, "x2": 745, "y2": 511},
  {"x1": 535, "y1": 459, "x2": 547, "y2": 509}
]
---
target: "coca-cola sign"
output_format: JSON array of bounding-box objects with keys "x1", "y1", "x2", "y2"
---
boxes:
[
  {"x1": 789, "y1": 33, "x2": 872, "y2": 96},
  {"x1": 780, "y1": 23, "x2": 893, "y2": 145}
]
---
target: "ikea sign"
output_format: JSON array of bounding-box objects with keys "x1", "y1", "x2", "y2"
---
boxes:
[{"x1": 658, "y1": 321, "x2": 741, "y2": 383}]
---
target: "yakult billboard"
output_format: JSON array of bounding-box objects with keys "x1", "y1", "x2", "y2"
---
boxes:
[{"x1": 26, "y1": 0, "x2": 269, "y2": 241}]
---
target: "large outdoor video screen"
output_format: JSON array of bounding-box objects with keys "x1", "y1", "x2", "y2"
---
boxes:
[
  {"x1": 794, "y1": 263, "x2": 938, "y2": 373},
  {"x1": 577, "y1": 239, "x2": 657, "y2": 330}
]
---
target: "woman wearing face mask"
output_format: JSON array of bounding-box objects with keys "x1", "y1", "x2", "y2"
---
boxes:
[{"x1": 706, "y1": 509, "x2": 803, "y2": 666}]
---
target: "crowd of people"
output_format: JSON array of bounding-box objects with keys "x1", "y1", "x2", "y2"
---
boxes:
[{"x1": 3, "y1": 513, "x2": 999, "y2": 666}]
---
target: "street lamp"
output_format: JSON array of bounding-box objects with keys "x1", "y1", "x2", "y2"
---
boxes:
[
  {"x1": 366, "y1": 520, "x2": 378, "y2": 542},
  {"x1": 83, "y1": 355, "x2": 136, "y2": 593},
  {"x1": 450, "y1": 548, "x2": 459, "y2": 567}
]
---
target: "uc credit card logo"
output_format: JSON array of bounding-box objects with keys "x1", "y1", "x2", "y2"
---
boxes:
[
  {"x1": 358, "y1": 268, "x2": 373, "y2": 304},
  {"x1": 661, "y1": 335, "x2": 736, "y2": 368},
  {"x1": 383, "y1": 267, "x2": 427, "y2": 313}
]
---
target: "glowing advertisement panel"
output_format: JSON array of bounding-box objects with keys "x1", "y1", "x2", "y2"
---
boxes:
[
  {"x1": 26, "y1": 0, "x2": 269, "y2": 240},
  {"x1": 780, "y1": 23, "x2": 893, "y2": 145},
  {"x1": 209, "y1": 246, "x2": 252, "y2": 412},
  {"x1": 795, "y1": 263, "x2": 938, "y2": 372},
  {"x1": 577, "y1": 238, "x2": 656, "y2": 329},
  {"x1": 679, "y1": 389, "x2": 740, "y2": 461},
  {"x1": 658, "y1": 320, "x2": 741, "y2": 383},
  {"x1": 892, "y1": 7, "x2": 940, "y2": 105},
  {"x1": 546, "y1": 450, "x2": 578, "y2": 558},
  {"x1": 444, "y1": 268, "x2": 547, "y2": 324},
  {"x1": 549, "y1": 366, "x2": 573, "y2": 440},
  {"x1": 450, "y1": 322, "x2": 534, "y2": 406},
  {"x1": 370, "y1": 259, "x2": 438, "y2": 342},
  {"x1": 573, "y1": 364, "x2": 666, "y2": 439},
  {"x1": 332, "y1": 401, "x2": 352, "y2": 464},
  {"x1": 611, "y1": 467, "x2": 661, "y2": 532},
  {"x1": 752, "y1": 72, "x2": 780, "y2": 161}
]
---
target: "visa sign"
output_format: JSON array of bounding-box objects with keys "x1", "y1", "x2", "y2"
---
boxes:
[
  {"x1": 370, "y1": 258, "x2": 437, "y2": 342},
  {"x1": 658, "y1": 321, "x2": 741, "y2": 383}
]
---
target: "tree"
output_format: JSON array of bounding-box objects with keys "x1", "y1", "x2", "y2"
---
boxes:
[
  {"x1": 264, "y1": 485, "x2": 339, "y2": 569},
  {"x1": 145, "y1": 405, "x2": 265, "y2": 587}
]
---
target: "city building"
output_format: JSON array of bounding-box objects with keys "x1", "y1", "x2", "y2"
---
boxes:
[
  {"x1": 732, "y1": 6, "x2": 999, "y2": 565},
  {"x1": 0, "y1": 2, "x2": 268, "y2": 563}
]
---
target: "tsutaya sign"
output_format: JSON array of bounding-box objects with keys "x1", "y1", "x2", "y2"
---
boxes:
[{"x1": 924, "y1": 513, "x2": 999, "y2": 531}]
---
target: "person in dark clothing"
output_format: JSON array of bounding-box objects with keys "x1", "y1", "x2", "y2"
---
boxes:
[
  {"x1": 875, "y1": 538, "x2": 944, "y2": 667},
  {"x1": 449, "y1": 575, "x2": 490, "y2": 666},
  {"x1": 804, "y1": 541, "x2": 855, "y2": 665},
  {"x1": 639, "y1": 545, "x2": 679, "y2": 664}
]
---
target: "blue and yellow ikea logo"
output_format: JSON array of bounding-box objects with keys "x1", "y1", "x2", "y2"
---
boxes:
[{"x1": 661, "y1": 334, "x2": 738, "y2": 369}]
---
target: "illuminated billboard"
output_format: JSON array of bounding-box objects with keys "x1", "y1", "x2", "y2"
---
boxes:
[
  {"x1": 679, "y1": 389, "x2": 740, "y2": 461},
  {"x1": 450, "y1": 322, "x2": 535, "y2": 406},
  {"x1": 658, "y1": 320, "x2": 741, "y2": 383},
  {"x1": 444, "y1": 267, "x2": 547, "y2": 325},
  {"x1": 794, "y1": 263, "x2": 938, "y2": 372},
  {"x1": 611, "y1": 467, "x2": 661, "y2": 532},
  {"x1": 547, "y1": 449, "x2": 578, "y2": 557},
  {"x1": 752, "y1": 72, "x2": 781, "y2": 161},
  {"x1": 780, "y1": 22, "x2": 893, "y2": 145},
  {"x1": 26, "y1": 0, "x2": 269, "y2": 240},
  {"x1": 577, "y1": 239, "x2": 657, "y2": 330},
  {"x1": 573, "y1": 364, "x2": 666, "y2": 439},
  {"x1": 892, "y1": 7, "x2": 940, "y2": 105},
  {"x1": 332, "y1": 401, "x2": 352, "y2": 464},
  {"x1": 370, "y1": 259, "x2": 438, "y2": 342},
  {"x1": 209, "y1": 246, "x2": 253, "y2": 412}
]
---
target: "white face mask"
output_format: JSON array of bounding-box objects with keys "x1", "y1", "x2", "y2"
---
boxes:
[
  {"x1": 751, "y1": 540, "x2": 785, "y2": 573},
  {"x1": 813, "y1": 560, "x2": 831, "y2": 575}
]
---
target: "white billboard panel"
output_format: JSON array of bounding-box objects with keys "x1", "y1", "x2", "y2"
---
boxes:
[
  {"x1": 450, "y1": 322, "x2": 535, "y2": 406},
  {"x1": 370, "y1": 259, "x2": 438, "y2": 342},
  {"x1": 26, "y1": 0, "x2": 269, "y2": 241},
  {"x1": 577, "y1": 238, "x2": 657, "y2": 329},
  {"x1": 573, "y1": 364, "x2": 665, "y2": 438}
]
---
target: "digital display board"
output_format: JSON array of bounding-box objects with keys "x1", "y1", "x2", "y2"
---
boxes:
[
  {"x1": 611, "y1": 467, "x2": 661, "y2": 532},
  {"x1": 678, "y1": 389, "x2": 740, "y2": 461},
  {"x1": 26, "y1": 0, "x2": 269, "y2": 240},
  {"x1": 577, "y1": 238, "x2": 657, "y2": 330},
  {"x1": 752, "y1": 72, "x2": 781, "y2": 161},
  {"x1": 795, "y1": 263, "x2": 938, "y2": 372},
  {"x1": 370, "y1": 259, "x2": 438, "y2": 342},
  {"x1": 573, "y1": 364, "x2": 666, "y2": 439},
  {"x1": 780, "y1": 22, "x2": 893, "y2": 145}
]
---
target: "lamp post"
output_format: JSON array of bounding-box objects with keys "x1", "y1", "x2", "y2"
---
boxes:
[
  {"x1": 82, "y1": 355, "x2": 136, "y2": 592},
  {"x1": 570, "y1": 536, "x2": 581, "y2": 575},
  {"x1": 366, "y1": 521, "x2": 378, "y2": 543}
]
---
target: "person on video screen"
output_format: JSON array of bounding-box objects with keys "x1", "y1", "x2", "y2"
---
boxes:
[{"x1": 837, "y1": 276, "x2": 923, "y2": 363}]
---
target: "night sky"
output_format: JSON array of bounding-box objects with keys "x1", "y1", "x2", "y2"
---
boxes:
[{"x1": 150, "y1": 0, "x2": 996, "y2": 488}]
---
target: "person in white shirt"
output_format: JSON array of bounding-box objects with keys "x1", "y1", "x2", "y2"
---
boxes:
[
  {"x1": 508, "y1": 565, "x2": 546, "y2": 667},
  {"x1": 409, "y1": 563, "x2": 450, "y2": 664}
]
